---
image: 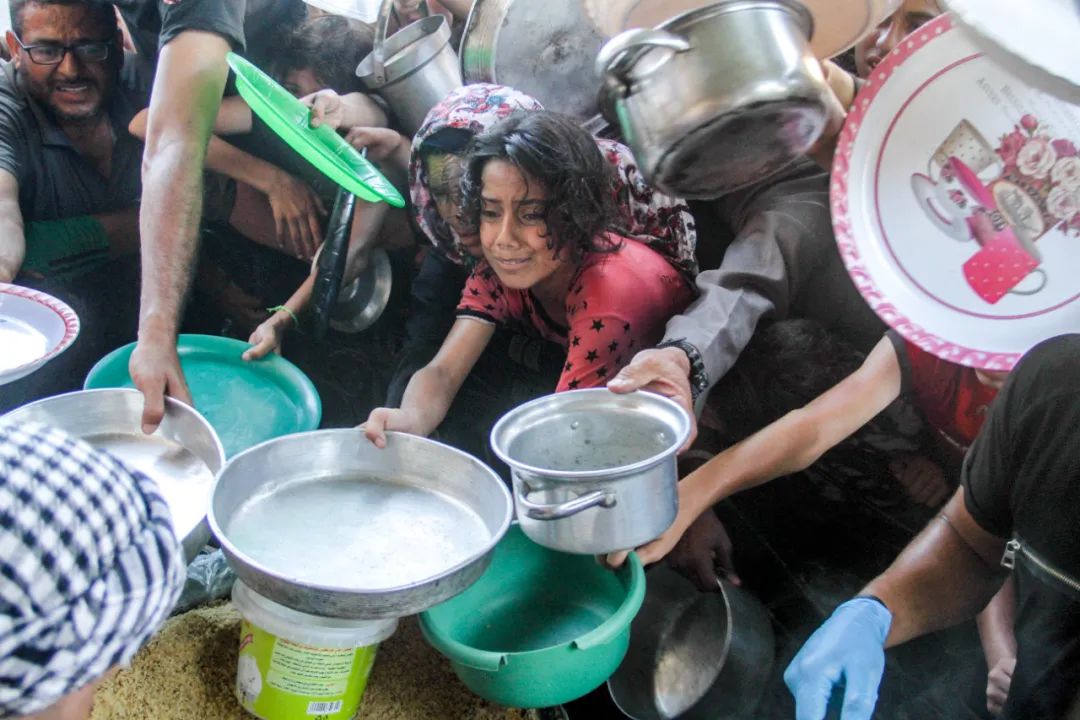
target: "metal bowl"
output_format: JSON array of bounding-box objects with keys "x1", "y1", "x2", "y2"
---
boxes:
[
  {"x1": 1, "y1": 388, "x2": 226, "y2": 562},
  {"x1": 208, "y1": 429, "x2": 513, "y2": 619},
  {"x1": 607, "y1": 567, "x2": 775, "y2": 720}
]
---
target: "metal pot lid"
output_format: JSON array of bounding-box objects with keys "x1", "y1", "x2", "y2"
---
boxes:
[
  {"x1": 585, "y1": 0, "x2": 901, "y2": 59},
  {"x1": 652, "y1": 99, "x2": 827, "y2": 198},
  {"x1": 607, "y1": 567, "x2": 775, "y2": 720},
  {"x1": 329, "y1": 247, "x2": 393, "y2": 334},
  {"x1": 459, "y1": 0, "x2": 608, "y2": 120}
]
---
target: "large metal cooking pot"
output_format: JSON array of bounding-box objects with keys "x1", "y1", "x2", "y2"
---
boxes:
[
  {"x1": 460, "y1": 0, "x2": 608, "y2": 121},
  {"x1": 596, "y1": 0, "x2": 831, "y2": 198},
  {"x1": 607, "y1": 566, "x2": 775, "y2": 720},
  {"x1": 208, "y1": 429, "x2": 512, "y2": 619},
  {"x1": 356, "y1": 0, "x2": 463, "y2": 135},
  {"x1": 2, "y1": 388, "x2": 225, "y2": 563},
  {"x1": 490, "y1": 389, "x2": 691, "y2": 555}
]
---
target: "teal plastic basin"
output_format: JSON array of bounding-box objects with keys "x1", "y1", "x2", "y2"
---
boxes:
[
  {"x1": 84, "y1": 334, "x2": 321, "y2": 457},
  {"x1": 419, "y1": 525, "x2": 645, "y2": 708}
]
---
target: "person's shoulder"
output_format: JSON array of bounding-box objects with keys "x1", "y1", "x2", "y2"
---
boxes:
[
  {"x1": 0, "y1": 62, "x2": 29, "y2": 136},
  {"x1": 578, "y1": 236, "x2": 674, "y2": 288},
  {"x1": 0, "y1": 61, "x2": 25, "y2": 110}
]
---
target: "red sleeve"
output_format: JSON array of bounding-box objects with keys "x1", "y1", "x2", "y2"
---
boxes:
[
  {"x1": 557, "y1": 241, "x2": 693, "y2": 392},
  {"x1": 456, "y1": 262, "x2": 508, "y2": 324}
]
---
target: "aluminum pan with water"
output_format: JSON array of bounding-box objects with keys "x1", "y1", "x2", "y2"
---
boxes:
[{"x1": 208, "y1": 429, "x2": 513, "y2": 619}]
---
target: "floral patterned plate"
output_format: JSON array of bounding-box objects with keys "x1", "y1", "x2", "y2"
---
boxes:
[
  {"x1": 0, "y1": 283, "x2": 79, "y2": 385},
  {"x1": 831, "y1": 14, "x2": 1080, "y2": 370}
]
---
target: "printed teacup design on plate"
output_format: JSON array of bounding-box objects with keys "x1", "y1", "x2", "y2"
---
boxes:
[
  {"x1": 909, "y1": 116, "x2": 1078, "y2": 304},
  {"x1": 911, "y1": 120, "x2": 1005, "y2": 242}
]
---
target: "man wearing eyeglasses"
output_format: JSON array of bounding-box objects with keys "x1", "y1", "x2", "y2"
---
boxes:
[{"x1": 0, "y1": 0, "x2": 145, "y2": 411}]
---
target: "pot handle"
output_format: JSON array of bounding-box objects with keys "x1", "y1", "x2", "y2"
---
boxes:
[
  {"x1": 370, "y1": 0, "x2": 395, "y2": 86},
  {"x1": 595, "y1": 28, "x2": 691, "y2": 83},
  {"x1": 518, "y1": 482, "x2": 616, "y2": 521}
]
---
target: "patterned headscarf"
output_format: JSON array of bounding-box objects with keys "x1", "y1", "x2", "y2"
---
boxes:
[
  {"x1": 409, "y1": 83, "x2": 698, "y2": 276},
  {"x1": 0, "y1": 421, "x2": 186, "y2": 718}
]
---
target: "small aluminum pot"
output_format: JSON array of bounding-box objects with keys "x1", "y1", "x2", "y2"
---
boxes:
[
  {"x1": 596, "y1": 0, "x2": 831, "y2": 198},
  {"x1": 490, "y1": 389, "x2": 691, "y2": 555}
]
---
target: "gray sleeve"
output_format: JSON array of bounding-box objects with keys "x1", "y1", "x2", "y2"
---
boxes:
[
  {"x1": 662, "y1": 209, "x2": 794, "y2": 387},
  {"x1": 0, "y1": 104, "x2": 26, "y2": 184}
]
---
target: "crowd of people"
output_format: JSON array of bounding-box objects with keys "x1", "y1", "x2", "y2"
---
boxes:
[{"x1": 1, "y1": 0, "x2": 1078, "y2": 719}]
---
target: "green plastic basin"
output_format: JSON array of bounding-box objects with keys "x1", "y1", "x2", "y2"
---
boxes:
[
  {"x1": 84, "y1": 334, "x2": 321, "y2": 457},
  {"x1": 419, "y1": 525, "x2": 645, "y2": 708}
]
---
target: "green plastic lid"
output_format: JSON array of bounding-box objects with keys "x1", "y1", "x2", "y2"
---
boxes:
[
  {"x1": 84, "y1": 334, "x2": 322, "y2": 457},
  {"x1": 226, "y1": 52, "x2": 405, "y2": 208}
]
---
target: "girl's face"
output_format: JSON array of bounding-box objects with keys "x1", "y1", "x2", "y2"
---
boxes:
[
  {"x1": 425, "y1": 153, "x2": 481, "y2": 257},
  {"x1": 854, "y1": 0, "x2": 941, "y2": 78},
  {"x1": 478, "y1": 159, "x2": 567, "y2": 291},
  {"x1": 283, "y1": 67, "x2": 322, "y2": 98}
]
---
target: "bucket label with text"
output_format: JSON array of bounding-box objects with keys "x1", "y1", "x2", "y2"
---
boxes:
[{"x1": 237, "y1": 619, "x2": 379, "y2": 720}]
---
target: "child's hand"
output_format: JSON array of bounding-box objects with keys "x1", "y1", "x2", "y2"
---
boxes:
[
  {"x1": 362, "y1": 407, "x2": 427, "y2": 448},
  {"x1": 243, "y1": 314, "x2": 290, "y2": 361}
]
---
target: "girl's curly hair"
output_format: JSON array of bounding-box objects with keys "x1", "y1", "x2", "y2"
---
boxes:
[{"x1": 461, "y1": 111, "x2": 619, "y2": 265}]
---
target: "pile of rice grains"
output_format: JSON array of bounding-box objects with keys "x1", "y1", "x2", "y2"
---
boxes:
[{"x1": 92, "y1": 603, "x2": 548, "y2": 720}]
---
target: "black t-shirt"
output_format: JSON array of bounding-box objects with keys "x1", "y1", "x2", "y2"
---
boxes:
[
  {"x1": 107, "y1": 0, "x2": 247, "y2": 58},
  {"x1": 0, "y1": 59, "x2": 146, "y2": 221},
  {"x1": 961, "y1": 333, "x2": 1080, "y2": 719}
]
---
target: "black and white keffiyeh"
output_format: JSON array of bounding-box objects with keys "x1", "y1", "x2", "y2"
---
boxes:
[{"x1": 0, "y1": 420, "x2": 186, "y2": 718}]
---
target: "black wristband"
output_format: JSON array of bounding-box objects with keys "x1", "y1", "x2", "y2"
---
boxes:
[{"x1": 656, "y1": 338, "x2": 709, "y2": 402}]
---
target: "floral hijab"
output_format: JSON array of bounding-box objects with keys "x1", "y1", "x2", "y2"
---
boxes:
[{"x1": 409, "y1": 83, "x2": 698, "y2": 276}]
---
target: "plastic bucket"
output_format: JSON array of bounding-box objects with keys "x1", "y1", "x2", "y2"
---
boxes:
[{"x1": 232, "y1": 581, "x2": 397, "y2": 720}]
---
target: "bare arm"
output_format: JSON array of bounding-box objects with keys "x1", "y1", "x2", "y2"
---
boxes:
[
  {"x1": 0, "y1": 171, "x2": 25, "y2": 282},
  {"x1": 678, "y1": 336, "x2": 903, "y2": 521},
  {"x1": 609, "y1": 336, "x2": 904, "y2": 568},
  {"x1": 364, "y1": 318, "x2": 494, "y2": 446},
  {"x1": 977, "y1": 577, "x2": 1018, "y2": 669},
  {"x1": 129, "y1": 96, "x2": 253, "y2": 140},
  {"x1": 131, "y1": 30, "x2": 232, "y2": 431},
  {"x1": 864, "y1": 488, "x2": 1007, "y2": 646}
]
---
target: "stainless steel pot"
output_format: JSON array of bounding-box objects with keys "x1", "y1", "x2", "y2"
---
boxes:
[
  {"x1": 208, "y1": 429, "x2": 512, "y2": 619},
  {"x1": 490, "y1": 389, "x2": 691, "y2": 555},
  {"x1": 459, "y1": 0, "x2": 608, "y2": 121},
  {"x1": 2, "y1": 388, "x2": 225, "y2": 563},
  {"x1": 356, "y1": 0, "x2": 464, "y2": 135},
  {"x1": 596, "y1": 0, "x2": 831, "y2": 198},
  {"x1": 607, "y1": 567, "x2": 775, "y2": 720}
]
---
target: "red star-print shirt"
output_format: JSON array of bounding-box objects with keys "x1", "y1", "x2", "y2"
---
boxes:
[
  {"x1": 457, "y1": 235, "x2": 695, "y2": 392},
  {"x1": 887, "y1": 331, "x2": 999, "y2": 454}
]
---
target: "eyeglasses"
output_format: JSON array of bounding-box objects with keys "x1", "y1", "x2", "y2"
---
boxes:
[{"x1": 12, "y1": 35, "x2": 110, "y2": 65}]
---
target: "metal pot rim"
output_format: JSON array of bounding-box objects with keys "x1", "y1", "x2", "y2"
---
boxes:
[
  {"x1": 207, "y1": 428, "x2": 514, "y2": 599},
  {"x1": 489, "y1": 389, "x2": 691, "y2": 481},
  {"x1": 653, "y1": 0, "x2": 812, "y2": 37}
]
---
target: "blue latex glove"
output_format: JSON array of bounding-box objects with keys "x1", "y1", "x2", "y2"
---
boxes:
[{"x1": 784, "y1": 597, "x2": 893, "y2": 720}]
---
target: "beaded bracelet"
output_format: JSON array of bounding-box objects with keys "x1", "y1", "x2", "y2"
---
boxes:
[{"x1": 267, "y1": 305, "x2": 299, "y2": 327}]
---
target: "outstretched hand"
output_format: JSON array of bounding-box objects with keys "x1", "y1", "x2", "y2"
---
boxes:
[
  {"x1": 304, "y1": 90, "x2": 346, "y2": 130},
  {"x1": 362, "y1": 407, "x2": 427, "y2": 449},
  {"x1": 607, "y1": 346, "x2": 698, "y2": 450},
  {"x1": 130, "y1": 332, "x2": 192, "y2": 434}
]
